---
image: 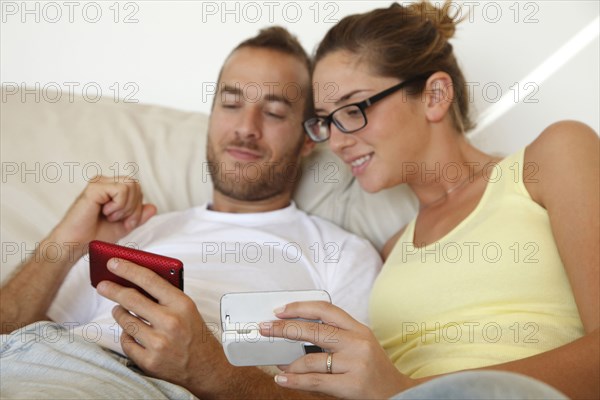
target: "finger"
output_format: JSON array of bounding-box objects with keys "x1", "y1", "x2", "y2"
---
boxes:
[
  {"x1": 121, "y1": 181, "x2": 143, "y2": 219},
  {"x1": 100, "y1": 184, "x2": 131, "y2": 220},
  {"x1": 276, "y1": 301, "x2": 362, "y2": 332},
  {"x1": 259, "y1": 319, "x2": 345, "y2": 352},
  {"x1": 123, "y1": 202, "x2": 144, "y2": 231},
  {"x1": 120, "y1": 330, "x2": 147, "y2": 364},
  {"x1": 96, "y1": 278, "x2": 156, "y2": 323},
  {"x1": 98, "y1": 179, "x2": 141, "y2": 221},
  {"x1": 84, "y1": 176, "x2": 145, "y2": 222},
  {"x1": 278, "y1": 352, "x2": 331, "y2": 374},
  {"x1": 139, "y1": 204, "x2": 157, "y2": 225},
  {"x1": 112, "y1": 305, "x2": 151, "y2": 347},
  {"x1": 113, "y1": 304, "x2": 178, "y2": 379},
  {"x1": 78, "y1": 177, "x2": 120, "y2": 215},
  {"x1": 273, "y1": 372, "x2": 347, "y2": 398},
  {"x1": 125, "y1": 204, "x2": 156, "y2": 230},
  {"x1": 109, "y1": 183, "x2": 139, "y2": 221},
  {"x1": 104, "y1": 257, "x2": 180, "y2": 307}
]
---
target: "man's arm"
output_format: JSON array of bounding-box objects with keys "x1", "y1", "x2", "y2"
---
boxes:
[
  {"x1": 98, "y1": 258, "x2": 333, "y2": 399},
  {"x1": 205, "y1": 364, "x2": 334, "y2": 400},
  {"x1": 0, "y1": 237, "x2": 79, "y2": 333},
  {"x1": 0, "y1": 176, "x2": 156, "y2": 333}
]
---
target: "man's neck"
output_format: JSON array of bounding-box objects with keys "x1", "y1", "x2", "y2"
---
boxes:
[{"x1": 210, "y1": 191, "x2": 292, "y2": 213}]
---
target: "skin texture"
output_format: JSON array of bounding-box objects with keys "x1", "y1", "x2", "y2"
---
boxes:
[
  {"x1": 206, "y1": 47, "x2": 312, "y2": 207},
  {"x1": 259, "y1": 50, "x2": 599, "y2": 400},
  {"x1": 0, "y1": 175, "x2": 157, "y2": 331},
  {"x1": 206, "y1": 47, "x2": 314, "y2": 213}
]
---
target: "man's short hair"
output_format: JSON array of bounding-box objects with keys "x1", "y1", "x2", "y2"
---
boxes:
[
  {"x1": 234, "y1": 26, "x2": 311, "y2": 74},
  {"x1": 216, "y1": 26, "x2": 314, "y2": 120}
]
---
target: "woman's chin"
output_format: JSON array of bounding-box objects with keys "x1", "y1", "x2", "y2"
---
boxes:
[{"x1": 356, "y1": 176, "x2": 386, "y2": 194}]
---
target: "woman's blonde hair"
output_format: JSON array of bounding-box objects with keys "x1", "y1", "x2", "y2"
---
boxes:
[{"x1": 315, "y1": 1, "x2": 474, "y2": 133}]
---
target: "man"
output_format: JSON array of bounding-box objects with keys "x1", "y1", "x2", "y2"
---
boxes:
[{"x1": 0, "y1": 27, "x2": 381, "y2": 399}]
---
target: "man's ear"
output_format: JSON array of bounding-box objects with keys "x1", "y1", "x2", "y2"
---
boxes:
[
  {"x1": 299, "y1": 135, "x2": 316, "y2": 157},
  {"x1": 423, "y1": 72, "x2": 454, "y2": 123}
]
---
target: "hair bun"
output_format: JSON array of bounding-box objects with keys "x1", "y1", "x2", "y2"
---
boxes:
[{"x1": 407, "y1": 0, "x2": 462, "y2": 41}]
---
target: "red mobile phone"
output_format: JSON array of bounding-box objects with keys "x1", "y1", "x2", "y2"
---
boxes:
[{"x1": 89, "y1": 240, "x2": 184, "y2": 300}]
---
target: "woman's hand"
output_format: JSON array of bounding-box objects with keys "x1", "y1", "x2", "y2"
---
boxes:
[{"x1": 259, "y1": 301, "x2": 416, "y2": 399}]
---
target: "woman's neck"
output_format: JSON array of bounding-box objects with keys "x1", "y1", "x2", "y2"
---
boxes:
[{"x1": 407, "y1": 134, "x2": 497, "y2": 208}]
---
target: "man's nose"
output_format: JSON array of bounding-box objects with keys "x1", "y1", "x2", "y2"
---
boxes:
[{"x1": 235, "y1": 107, "x2": 262, "y2": 140}]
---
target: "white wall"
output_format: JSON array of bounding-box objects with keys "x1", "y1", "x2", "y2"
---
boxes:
[{"x1": 1, "y1": 0, "x2": 598, "y2": 152}]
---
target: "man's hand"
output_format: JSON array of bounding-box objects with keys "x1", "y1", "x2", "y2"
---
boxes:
[
  {"x1": 97, "y1": 259, "x2": 340, "y2": 399},
  {"x1": 0, "y1": 176, "x2": 155, "y2": 332},
  {"x1": 96, "y1": 258, "x2": 236, "y2": 398},
  {"x1": 51, "y1": 175, "x2": 156, "y2": 258}
]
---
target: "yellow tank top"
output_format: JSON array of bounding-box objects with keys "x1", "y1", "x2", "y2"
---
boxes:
[{"x1": 369, "y1": 148, "x2": 584, "y2": 378}]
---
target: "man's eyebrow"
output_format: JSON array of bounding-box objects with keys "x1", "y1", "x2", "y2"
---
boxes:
[
  {"x1": 219, "y1": 84, "x2": 292, "y2": 107},
  {"x1": 219, "y1": 84, "x2": 243, "y2": 96},
  {"x1": 264, "y1": 93, "x2": 292, "y2": 108}
]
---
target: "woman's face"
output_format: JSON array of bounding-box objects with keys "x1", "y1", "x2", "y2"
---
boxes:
[{"x1": 313, "y1": 50, "x2": 428, "y2": 193}]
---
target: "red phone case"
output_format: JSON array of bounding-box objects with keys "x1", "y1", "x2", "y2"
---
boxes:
[{"x1": 89, "y1": 240, "x2": 184, "y2": 300}]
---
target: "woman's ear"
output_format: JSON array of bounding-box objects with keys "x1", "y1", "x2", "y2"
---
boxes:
[{"x1": 423, "y1": 71, "x2": 454, "y2": 123}]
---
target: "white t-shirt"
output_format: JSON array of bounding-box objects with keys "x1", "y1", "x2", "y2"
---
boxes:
[{"x1": 48, "y1": 202, "x2": 382, "y2": 354}]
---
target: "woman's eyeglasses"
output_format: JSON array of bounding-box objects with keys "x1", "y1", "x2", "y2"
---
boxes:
[{"x1": 303, "y1": 74, "x2": 430, "y2": 143}]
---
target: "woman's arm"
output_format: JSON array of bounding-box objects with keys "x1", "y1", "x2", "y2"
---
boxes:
[
  {"x1": 263, "y1": 121, "x2": 599, "y2": 399},
  {"x1": 481, "y1": 120, "x2": 600, "y2": 398},
  {"x1": 265, "y1": 304, "x2": 597, "y2": 399},
  {"x1": 524, "y1": 120, "x2": 599, "y2": 332}
]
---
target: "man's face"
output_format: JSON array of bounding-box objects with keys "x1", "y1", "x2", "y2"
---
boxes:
[{"x1": 206, "y1": 47, "x2": 312, "y2": 202}]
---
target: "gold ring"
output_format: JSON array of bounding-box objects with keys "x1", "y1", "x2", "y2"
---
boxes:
[{"x1": 326, "y1": 352, "x2": 333, "y2": 374}]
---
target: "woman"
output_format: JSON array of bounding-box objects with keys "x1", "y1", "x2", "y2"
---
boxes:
[{"x1": 259, "y1": 2, "x2": 599, "y2": 399}]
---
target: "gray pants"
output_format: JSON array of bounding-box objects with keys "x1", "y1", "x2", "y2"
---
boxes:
[{"x1": 1, "y1": 321, "x2": 196, "y2": 399}]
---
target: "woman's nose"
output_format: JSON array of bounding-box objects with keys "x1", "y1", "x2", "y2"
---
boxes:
[{"x1": 328, "y1": 124, "x2": 354, "y2": 154}]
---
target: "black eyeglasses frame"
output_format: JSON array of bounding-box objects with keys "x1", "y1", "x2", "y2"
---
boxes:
[{"x1": 303, "y1": 73, "x2": 432, "y2": 143}]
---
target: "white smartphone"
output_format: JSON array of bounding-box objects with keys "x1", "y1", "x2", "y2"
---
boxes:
[{"x1": 220, "y1": 289, "x2": 331, "y2": 366}]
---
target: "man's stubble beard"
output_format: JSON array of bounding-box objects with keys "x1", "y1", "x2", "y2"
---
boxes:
[{"x1": 206, "y1": 135, "x2": 305, "y2": 202}]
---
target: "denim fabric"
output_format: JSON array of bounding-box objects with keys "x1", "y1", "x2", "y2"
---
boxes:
[{"x1": 391, "y1": 370, "x2": 568, "y2": 400}]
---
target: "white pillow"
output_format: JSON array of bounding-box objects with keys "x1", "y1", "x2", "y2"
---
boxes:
[{"x1": 0, "y1": 88, "x2": 417, "y2": 280}]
